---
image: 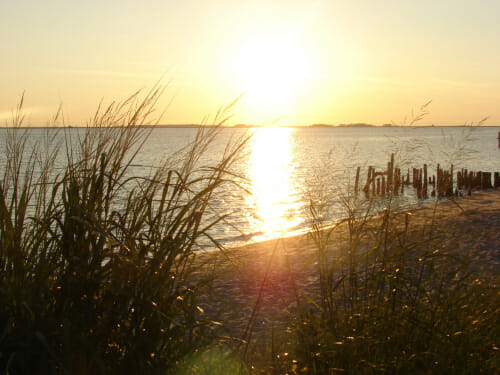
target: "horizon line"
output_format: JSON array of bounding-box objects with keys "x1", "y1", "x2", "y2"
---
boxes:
[{"x1": 3, "y1": 123, "x2": 500, "y2": 129}]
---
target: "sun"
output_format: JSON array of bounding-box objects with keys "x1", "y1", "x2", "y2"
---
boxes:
[{"x1": 231, "y1": 31, "x2": 311, "y2": 121}]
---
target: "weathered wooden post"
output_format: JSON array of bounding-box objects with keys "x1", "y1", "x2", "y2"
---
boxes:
[
  {"x1": 457, "y1": 169, "x2": 464, "y2": 190},
  {"x1": 436, "y1": 164, "x2": 441, "y2": 196},
  {"x1": 468, "y1": 171, "x2": 473, "y2": 195},
  {"x1": 449, "y1": 164, "x2": 454, "y2": 196},
  {"x1": 354, "y1": 166, "x2": 360, "y2": 194},
  {"x1": 363, "y1": 166, "x2": 372, "y2": 194},
  {"x1": 423, "y1": 164, "x2": 428, "y2": 198},
  {"x1": 387, "y1": 153, "x2": 394, "y2": 193},
  {"x1": 372, "y1": 168, "x2": 376, "y2": 195},
  {"x1": 481, "y1": 172, "x2": 492, "y2": 189}
]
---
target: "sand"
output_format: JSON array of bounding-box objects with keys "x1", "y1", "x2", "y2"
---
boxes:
[{"x1": 194, "y1": 190, "x2": 500, "y2": 339}]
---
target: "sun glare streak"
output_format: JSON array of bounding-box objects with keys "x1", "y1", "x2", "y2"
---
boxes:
[{"x1": 247, "y1": 127, "x2": 302, "y2": 240}]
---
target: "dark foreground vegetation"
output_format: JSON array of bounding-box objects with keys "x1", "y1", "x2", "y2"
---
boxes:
[{"x1": 1, "y1": 91, "x2": 498, "y2": 374}]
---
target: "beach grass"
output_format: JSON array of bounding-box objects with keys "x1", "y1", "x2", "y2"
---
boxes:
[
  {"x1": 0, "y1": 89, "x2": 252, "y2": 374},
  {"x1": 204, "y1": 190, "x2": 499, "y2": 374},
  {"x1": 1, "y1": 93, "x2": 499, "y2": 374},
  {"x1": 290, "y1": 198, "x2": 498, "y2": 374}
]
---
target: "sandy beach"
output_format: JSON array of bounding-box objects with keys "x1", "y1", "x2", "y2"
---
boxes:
[{"x1": 196, "y1": 190, "x2": 500, "y2": 339}]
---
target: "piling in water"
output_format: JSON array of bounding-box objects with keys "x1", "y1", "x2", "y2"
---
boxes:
[
  {"x1": 358, "y1": 155, "x2": 498, "y2": 199},
  {"x1": 354, "y1": 166, "x2": 360, "y2": 194}
]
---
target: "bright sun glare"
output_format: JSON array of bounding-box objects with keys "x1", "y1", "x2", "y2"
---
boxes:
[
  {"x1": 247, "y1": 127, "x2": 302, "y2": 240},
  {"x1": 232, "y1": 31, "x2": 311, "y2": 121}
]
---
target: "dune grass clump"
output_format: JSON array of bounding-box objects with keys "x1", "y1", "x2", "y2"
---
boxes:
[
  {"x1": 293, "y1": 195, "x2": 499, "y2": 374},
  {"x1": 0, "y1": 89, "x2": 250, "y2": 374},
  {"x1": 242, "y1": 185, "x2": 499, "y2": 374}
]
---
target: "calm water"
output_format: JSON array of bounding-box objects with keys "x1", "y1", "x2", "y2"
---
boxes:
[{"x1": 2, "y1": 126, "x2": 499, "y2": 247}]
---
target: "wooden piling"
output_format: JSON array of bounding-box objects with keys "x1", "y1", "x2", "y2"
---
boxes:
[
  {"x1": 387, "y1": 153, "x2": 394, "y2": 193},
  {"x1": 363, "y1": 166, "x2": 372, "y2": 194},
  {"x1": 436, "y1": 164, "x2": 441, "y2": 196},
  {"x1": 481, "y1": 172, "x2": 492, "y2": 189},
  {"x1": 394, "y1": 168, "x2": 400, "y2": 195},
  {"x1": 423, "y1": 164, "x2": 428, "y2": 198},
  {"x1": 448, "y1": 164, "x2": 454, "y2": 196},
  {"x1": 353, "y1": 155, "x2": 498, "y2": 198},
  {"x1": 468, "y1": 171, "x2": 473, "y2": 195},
  {"x1": 354, "y1": 166, "x2": 360, "y2": 193},
  {"x1": 457, "y1": 169, "x2": 464, "y2": 189},
  {"x1": 372, "y1": 168, "x2": 376, "y2": 194}
]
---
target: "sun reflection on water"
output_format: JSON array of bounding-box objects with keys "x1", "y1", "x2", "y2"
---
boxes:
[{"x1": 247, "y1": 127, "x2": 303, "y2": 241}]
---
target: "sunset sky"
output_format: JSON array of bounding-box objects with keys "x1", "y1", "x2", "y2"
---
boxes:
[{"x1": 1, "y1": 0, "x2": 499, "y2": 126}]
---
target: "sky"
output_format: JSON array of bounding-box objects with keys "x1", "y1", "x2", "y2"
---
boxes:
[{"x1": 1, "y1": 0, "x2": 500, "y2": 126}]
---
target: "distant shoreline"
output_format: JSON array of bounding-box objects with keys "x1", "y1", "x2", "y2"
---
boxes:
[{"x1": 3, "y1": 124, "x2": 500, "y2": 129}]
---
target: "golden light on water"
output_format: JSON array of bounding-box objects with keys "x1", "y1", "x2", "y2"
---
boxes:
[{"x1": 247, "y1": 127, "x2": 303, "y2": 240}]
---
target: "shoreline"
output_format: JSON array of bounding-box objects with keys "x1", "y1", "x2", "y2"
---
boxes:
[
  {"x1": 195, "y1": 190, "x2": 500, "y2": 336},
  {"x1": 207, "y1": 189, "x2": 500, "y2": 264}
]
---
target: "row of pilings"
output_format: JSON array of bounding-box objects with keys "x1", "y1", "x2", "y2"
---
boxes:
[
  {"x1": 457, "y1": 170, "x2": 500, "y2": 195},
  {"x1": 354, "y1": 153, "x2": 499, "y2": 199}
]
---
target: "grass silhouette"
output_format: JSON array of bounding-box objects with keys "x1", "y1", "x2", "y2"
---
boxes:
[{"x1": 1, "y1": 92, "x2": 498, "y2": 374}]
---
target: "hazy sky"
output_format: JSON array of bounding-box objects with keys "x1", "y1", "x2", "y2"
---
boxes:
[{"x1": 1, "y1": 0, "x2": 499, "y2": 126}]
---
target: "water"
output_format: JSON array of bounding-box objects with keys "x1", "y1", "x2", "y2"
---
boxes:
[{"x1": 1, "y1": 126, "x2": 499, "y2": 247}]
